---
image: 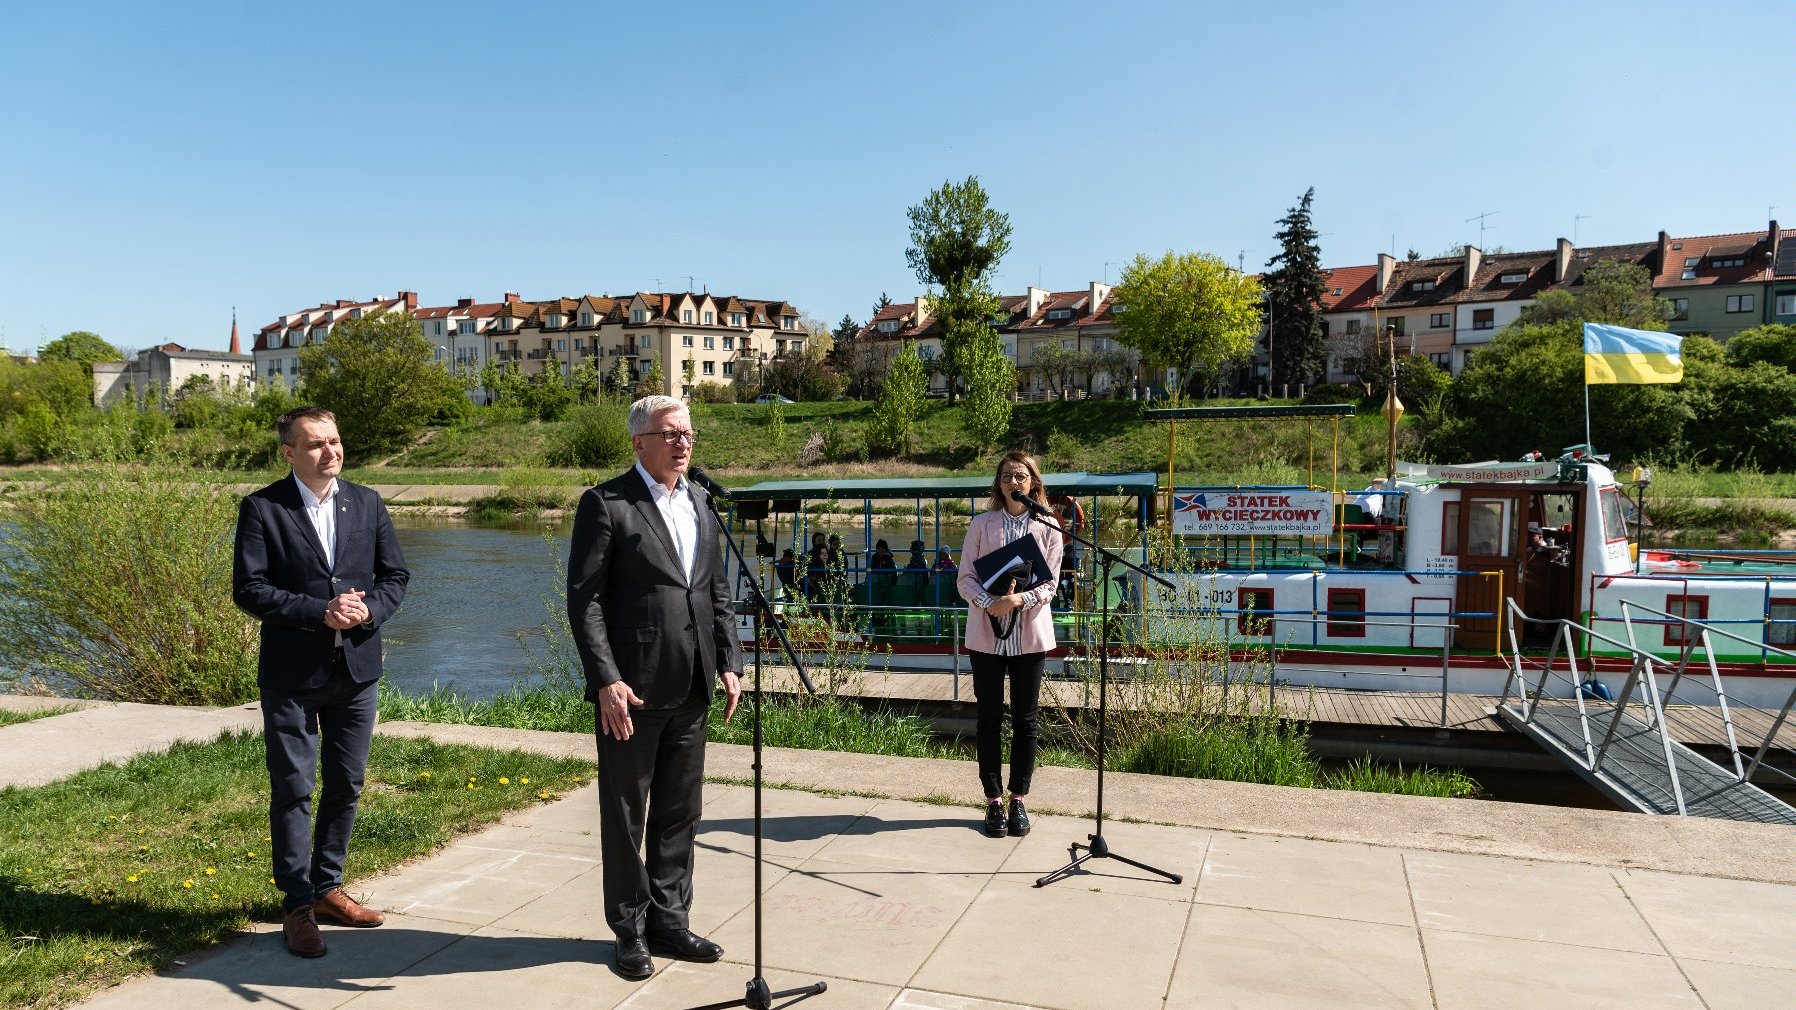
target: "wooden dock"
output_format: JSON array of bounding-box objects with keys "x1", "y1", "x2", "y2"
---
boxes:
[{"x1": 749, "y1": 665, "x2": 1796, "y2": 753}]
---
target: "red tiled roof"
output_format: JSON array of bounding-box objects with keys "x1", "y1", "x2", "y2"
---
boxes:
[
  {"x1": 1655, "y1": 229, "x2": 1778, "y2": 287},
  {"x1": 1320, "y1": 265, "x2": 1378, "y2": 311}
]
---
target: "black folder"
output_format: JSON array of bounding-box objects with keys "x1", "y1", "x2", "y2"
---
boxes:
[{"x1": 971, "y1": 533, "x2": 1053, "y2": 594}]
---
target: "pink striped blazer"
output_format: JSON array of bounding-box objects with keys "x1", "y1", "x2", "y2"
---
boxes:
[{"x1": 955, "y1": 508, "x2": 1065, "y2": 656}]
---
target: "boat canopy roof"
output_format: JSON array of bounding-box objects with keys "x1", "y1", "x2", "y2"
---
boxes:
[{"x1": 729, "y1": 470, "x2": 1160, "y2": 502}]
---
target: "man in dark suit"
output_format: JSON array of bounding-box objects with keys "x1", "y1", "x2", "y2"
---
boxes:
[
  {"x1": 568, "y1": 394, "x2": 741, "y2": 981},
  {"x1": 232, "y1": 406, "x2": 409, "y2": 958}
]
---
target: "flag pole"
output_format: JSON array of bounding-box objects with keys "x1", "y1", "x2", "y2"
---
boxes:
[{"x1": 1584, "y1": 375, "x2": 1592, "y2": 453}]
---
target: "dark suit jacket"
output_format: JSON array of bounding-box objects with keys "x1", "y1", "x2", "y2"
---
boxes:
[
  {"x1": 567, "y1": 466, "x2": 740, "y2": 709},
  {"x1": 232, "y1": 476, "x2": 410, "y2": 694}
]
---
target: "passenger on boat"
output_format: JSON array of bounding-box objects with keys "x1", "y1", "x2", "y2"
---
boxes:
[
  {"x1": 869, "y1": 539, "x2": 896, "y2": 586},
  {"x1": 1354, "y1": 477, "x2": 1388, "y2": 519},
  {"x1": 805, "y1": 532, "x2": 829, "y2": 602},
  {"x1": 773, "y1": 549, "x2": 799, "y2": 599},
  {"x1": 932, "y1": 547, "x2": 957, "y2": 573},
  {"x1": 956, "y1": 451, "x2": 1064, "y2": 840},
  {"x1": 904, "y1": 540, "x2": 929, "y2": 572}
]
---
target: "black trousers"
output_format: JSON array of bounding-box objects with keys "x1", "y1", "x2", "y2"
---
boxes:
[
  {"x1": 970, "y1": 650, "x2": 1044, "y2": 799},
  {"x1": 262, "y1": 652, "x2": 378, "y2": 913},
  {"x1": 595, "y1": 674, "x2": 709, "y2": 941}
]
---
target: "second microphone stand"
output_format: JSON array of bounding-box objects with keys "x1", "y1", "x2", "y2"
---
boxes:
[
  {"x1": 1028, "y1": 504, "x2": 1183, "y2": 889},
  {"x1": 684, "y1": 489, "x2": 826, "y2": 1010}
]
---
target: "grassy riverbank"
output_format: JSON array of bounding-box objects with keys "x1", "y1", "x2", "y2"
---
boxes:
[{"x1": 0, "y1": 731, "x2": 592, "y2": 1010}]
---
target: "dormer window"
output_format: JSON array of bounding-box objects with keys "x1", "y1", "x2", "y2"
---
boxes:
[
  {"x1": 782, "y1": 315, "x2": 796, "y2": 330},
  {"x1": 631, "y1": 309, "x2": 647, "y2": 324},
  {"x1": 547, "y1": 313, "x2": 564, "y2": 328},
  {"x1": 1499, "y1": 272, "x2": 1527, "y2": 284},
  {"x1": 350, "y1": 309, "x2": 363, "y2": 319},
  {"x1": 1047, "y1": 308, "x2": 1073, "y2": 321},
  {"x1": 1710, "y1": 256, "x2": 1746, "y2": 268},
  {"x1": 458, "y1": 320, "x2": 474, "y2": 335},
  {"x1": 1682, "y1": 257, "x2": 1699, "y2": 281},
  {"x1": 1412, "y1": 280, "x2": 1436, "y2": 292},
  {"x1": 731, "y1": 312, "x2": 744, "y2": 326},
  {"x1": 878, "y1": 320, "x2": 900, "y2": 333},
  {"x1": 683, "y1": 309, "x2": 693, "y2": 323},
  {"x1": 580, "y1": 311, "x2": 593, "y2": 327},
  {"x1": 703, "y1": 311, "x2": 714, "y2": 325}
]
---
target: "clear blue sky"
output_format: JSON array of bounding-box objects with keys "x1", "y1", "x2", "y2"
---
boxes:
[{"x1": 1, "y1": 0, "x2": 1787, "y2": 353}]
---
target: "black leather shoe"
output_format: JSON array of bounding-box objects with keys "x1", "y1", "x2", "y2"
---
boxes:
[
  {"x1": 647, "y1": 928, "x2": 724, "y2": 963},
  {"x1": 613, "y1": 937, "x2": 653, "y2": 980},
  {"x1": 983, "y1": 800, "x2": 1007, "y2": 838},
  {"x1": 1008, "y1": 798, "x2": 1031, "y2": 837}
]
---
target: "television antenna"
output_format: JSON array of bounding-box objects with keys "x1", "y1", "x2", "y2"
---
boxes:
[
  {"x1": 1573, "y1": 214, "x2": 1591, "y2": 245},
  {"x1": 1466, "y1": 210, "x2": 1499, "y2": 249}
]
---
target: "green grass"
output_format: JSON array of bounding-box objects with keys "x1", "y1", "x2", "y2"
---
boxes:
[
  {"x1": 0, "y1": 731, "x2": 593, "y2": 1010},
  {"x1": 1325, "y1": 757, "x2": 1482, "y2": 798},
  {"x1": 0, "y1": 706, "x2": 78, "y2": 729},
  {"x1": 1116, "y1": 717, "x2": 1481, "y2": 798}
]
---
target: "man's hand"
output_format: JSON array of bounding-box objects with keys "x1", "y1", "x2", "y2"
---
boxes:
[
  {"x1": 598, "y1": 681, "x2": 645, "y2": 740},
  {"x1": 720, "y1": 670, "x2": 742, "y2": 723},
  {"x1": 325, "y1": 589, "x2": 368, "y2": 630}
]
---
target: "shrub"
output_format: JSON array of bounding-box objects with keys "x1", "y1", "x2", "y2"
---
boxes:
[
  {"x1": 689, "y1": 382, "x2": 736, "y2": 404},
  {"x1": 0, "y1": 453, "x2": 258, "y2": 704},
  {"x1": 547, "y1": 401, "x2": 632, "y2": 468},
  {"x1": 1300, "y1": 382, "x2": 1359, "y2": 405}
]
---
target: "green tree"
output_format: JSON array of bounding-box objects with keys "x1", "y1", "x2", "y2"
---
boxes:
[
  {"x1": 871, "y1": 292, "x2": 892, "y2": 317},
  {"x1": 1030, "y1": 343, "x2": 1084, "y2": 396},
  {"x1": 638, "y1": 359, "x2": 666, "y2": 398},
  {"x1": 1514, "y1": 260, "x2": 1673, "y2": 330},
  {"x1": 905, "y1": 176, "x2": 1013, "y2": 404},
  {"x1": 762, "y1": 344, "x2": 844, "y2": 401},
  {"x1": 606, "y1": 357, "x2": 635, "y2": 399},
  {"x1": 961, "y1": 329, "x2": 1015, "y2": 450},
  {"x1": 1112, "y1": 251, "x2": 1264, "y2": 398},
  {"x1": 0, "y1": 356, "x2": 91, "y2": 420},
  {"x1": 867, "y1": 341, "x2": 928, "y2": 456},
  {"x1": 1679, "y1": 336, "x2": 1796, "y2": 469},
  {"x1": 1725, "y1": 323, "x2": 1796, "y2": 372},
  {"x1": 571, "y1": 353, "x2": 603, "y2": 402},
  {"x1": 1263, "y1": 188, "x2": 1329, "y2": 388},
  {"x1": 39, "y1": 330, "x2": 123, "y2": 371},
  {"x1": 298, "y1": 311, "x2": 462, "y2": 459}
]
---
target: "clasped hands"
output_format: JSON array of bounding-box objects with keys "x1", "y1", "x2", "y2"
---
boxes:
[
  {"x1": 325, "y1": 589, "x2": 369, "y2": 630},
  {"x1": 985, "y1": 593, "x2": 1025, "y2": 618}
]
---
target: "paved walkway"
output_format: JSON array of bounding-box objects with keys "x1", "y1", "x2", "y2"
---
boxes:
[
  {"x1": 3, "y1": 701, "x2": 1790, "y2": 1009},
  {"x1": 0, "y1": 696, "x2": 261, "y2": 789}
]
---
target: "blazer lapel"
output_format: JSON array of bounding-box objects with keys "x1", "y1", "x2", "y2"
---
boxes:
[
  {"x1": 279, "y1": 478, "x2": 333, "y2": 573},
  {"x1": 627, "y1": 478, "x2": 687, "y2": 583}
]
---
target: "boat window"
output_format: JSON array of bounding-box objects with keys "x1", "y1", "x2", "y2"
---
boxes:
[
  {"x1": 1664, "y1": 594, "x2": 1708, "y2": 647},
  {"x1": 1600, "y1": 487, "x2": 1630, "y2": 543},
  {"x1": 1442, "y1": 502, "x2": 1460, "y2": 554},
  {"x1": 1326, "y1": 588, "x2": 1366, "y2": 637},
  {"x1": 1770, "y1": 599, "x2": 1796, "y2": 647},
  {"x1": 1464, "y1": 498, "x2": 1514, "y2": 556},
  {"x1": 1239, "y1": 588, "x2": 1274, "y2": 635}
]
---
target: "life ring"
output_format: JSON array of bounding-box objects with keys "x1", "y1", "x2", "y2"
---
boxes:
[{"x1": 1048, "y1": 494, "x2": 1084, "y2": 532}]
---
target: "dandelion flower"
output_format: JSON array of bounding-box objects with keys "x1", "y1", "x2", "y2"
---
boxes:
[
  {"x1": 537, "y1": 791, "x2": 549, "y2": 800},
  {"x1": 466, "y1": 783, "x2": 474, "y2": 790},
  {"x1": 95, "y1": 956, "x2": 104, "y2": 964},
  {"x1": 499, "y1": 777, "x2": 510, "y2": 785},
  {"x1": 181, "y1": 880, "x2": 194, "y2": 889},
  {"x1": 139, "y1": 845, "x2": 149, "y2": 852},
  {"x1": 467, "y1": 776, "x2": 477, "y2": 783},
  {"x1": 268, "y1": 877, "x2": 276, "y2": 885},
  {"x1": 126, "y1": 875, "x2": 139, "y2": 884},
  {"x1": 210, "y1": 893, "x2": 219, "y2": 900},
  {"x1": 247, "y1": 851, "x2": 256, "y2": 858},
  {"x1": 418, "y1": 771, "x2": 431, "y2": 780},
  {"x1": 520, "y1": 778, "x2": 530, "y2": 785}
]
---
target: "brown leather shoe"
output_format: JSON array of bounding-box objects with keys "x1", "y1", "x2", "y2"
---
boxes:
[
  {"x1": 315, "y1": 888, "x2": 385, "y2": 927},
  {"x1": 283, "y1": 905, "x2": 327, "y2": 958}
]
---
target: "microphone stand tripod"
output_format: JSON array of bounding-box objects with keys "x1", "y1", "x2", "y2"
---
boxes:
[
  {"x1": 684, "y1": 487, "x2": 826, "y2": 1010},
  {"x1": 1022, "y1": 499, "x2": 1182, "y2": 889}
]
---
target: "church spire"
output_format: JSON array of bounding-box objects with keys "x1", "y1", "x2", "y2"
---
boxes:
[{"x1": 229, "y1": 307, "x2": 241, "y2": 355}]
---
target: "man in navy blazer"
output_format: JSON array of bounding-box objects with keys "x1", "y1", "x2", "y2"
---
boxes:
[
  {"x1": 568, "y1": 394, "x2": 740, "y2": 980},
  {"x1": 233, "y1": 406, "x2": 409, "y2": 958}
]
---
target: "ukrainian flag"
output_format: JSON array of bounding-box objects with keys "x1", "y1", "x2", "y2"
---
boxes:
[{"x1": 1583, "y1": 323, "x2": 1684, "y2": 384}]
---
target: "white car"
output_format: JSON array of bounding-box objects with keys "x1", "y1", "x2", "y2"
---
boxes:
[{"x1": 755, "y1": 393, "x2": 796, "y2": 404}]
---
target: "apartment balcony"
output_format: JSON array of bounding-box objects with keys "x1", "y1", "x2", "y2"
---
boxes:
[
  {"x1": 526, "y1": 350, "x2": 551, "y2": 360},
  {"x1": 492, "y1": 351, "x2": 523, "y2": 362}
]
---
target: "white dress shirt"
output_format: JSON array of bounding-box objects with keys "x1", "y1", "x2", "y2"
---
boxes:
[
  {"x1": 294, "y1": 473, "x2": 343, "y2": 644},
  {"x1": 636, "y1": 462, "x2": 696, "y2": 583}
]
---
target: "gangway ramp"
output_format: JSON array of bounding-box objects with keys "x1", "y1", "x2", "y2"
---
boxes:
[{"x1": 1500, "y1": 600, "x2": 1796, "y2": 823}]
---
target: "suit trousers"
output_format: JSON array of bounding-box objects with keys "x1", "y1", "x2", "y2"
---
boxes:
[
  {"x1": 262, "y1": 653, "x2": 378, "y2": 912},
  {"x1": 970, "y1": 650, "x2": 1044, "y2": 799},
  {"x1": 596, "y1": 673, "x2": 710, "y2": 941}
]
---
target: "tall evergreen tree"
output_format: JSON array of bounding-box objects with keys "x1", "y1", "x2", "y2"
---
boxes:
[
  {"x1": 1263, "y1": 187, "x2": 1328, "y2": 389},
  {"x1": 871, "y1": 292, "x2": 893, "y2": 316}
]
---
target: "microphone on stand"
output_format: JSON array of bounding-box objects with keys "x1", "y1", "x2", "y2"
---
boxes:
[
  {"x1": 688, "y1": 466, "x2": 731, "y2": 502},
  {"x1": 1009, "y1": 488, "x2": 1056, "y2": 520}
]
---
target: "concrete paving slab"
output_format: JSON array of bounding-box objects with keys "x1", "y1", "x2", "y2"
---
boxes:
[
  {"x1": 1612, "y1": 867, "x2": 1796, "y2": 970},
  {"x1": 487, "y1": 864, "x2": 608, "y2": 939},
  {"x1": 0, "y1": 701, "x2": 262, "y2": 788},
  {"x1": 1405, "y1": 849, "x2": 1663, "y2": 954},
  {"x1": 890, "y1": 992, "x2": 1044, "y2": 1010},
  {"x1": 368, "y1": 835, "x2": 595, "y2": 926},
  {"x1": 617, "y1": 961, "x2": 901, "y2": 1010},
  {"x1": 0, "y1": 694, "x2": 96, "y2": 714},
  {"x1": 340, "y1": 923, "x2": 628, "y2": 1010},
  {"x1": 696, "y1": 783, "x2": 881, "y2": 862},
  {"x1": 75, "y1": 913, "x2": 464, "y2": 1010},
  {"x1": 711, "y1": 855, "x2": 989, "y2": 987},
  {"x1": 1420, "y1": 929, "x2": 1701, "y2": 1010},
  {"x1": 990, "y1": 813, "x2": 1205, "y2": 901},
  {"x1": 809, "y1": 797, "x2": 1020, "y2": 874},
  {"x1": 1194, "y1": 832, "x2": 1413, "y2": 926},
  {"x1": 912, "y1": 884, "x2": 1190, "y2": 1010},
  {"x1": 1167, "y1": 904, "x2": 1433, "y2": 1010},
  {"x1": 1676, "y1": 957, "x2": 1796, "y2": 1010}
]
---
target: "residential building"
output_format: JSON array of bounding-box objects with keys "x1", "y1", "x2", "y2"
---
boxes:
[
  {"x1": 1653, "y1": 223, "x2": 1787, "y2": 341},
  {"x1": 92, "y1": 340, "x2": 255, "y2": 406},
  {"x1": 252, "y1": 291, "x2": 419, "y2": 387},
  {"x1": 415, "y1": 296, "x2": 507, "y2": 400}
]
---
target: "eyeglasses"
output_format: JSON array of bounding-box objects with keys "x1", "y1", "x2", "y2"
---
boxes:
[
  {"x1": 641, "y1": 429, "x2": 699, "y2": 445},
  {"x1": 998, "y1": 472, "x2": 1032, "y2": 483}
]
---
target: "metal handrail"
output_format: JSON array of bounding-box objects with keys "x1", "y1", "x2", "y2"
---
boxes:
[
  {"x1": 1617, "y1": 601, "x2": 1795, "y2": 787},
  {"x1": 1501, "y1": 599, "x2": 1691, "y2": 813}
]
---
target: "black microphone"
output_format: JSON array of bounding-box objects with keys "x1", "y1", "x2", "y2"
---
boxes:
[
  {"x1": 1009, "y1": 488, "x2": 1055, "y2": 519},
  {"x1": 688, "y1": 466, "x2": 730, "y2": 501}
]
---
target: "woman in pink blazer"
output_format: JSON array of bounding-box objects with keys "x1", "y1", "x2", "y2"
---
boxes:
[{"x1": 956, "y1": 451, "x2": 1064, "y2": 838}]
